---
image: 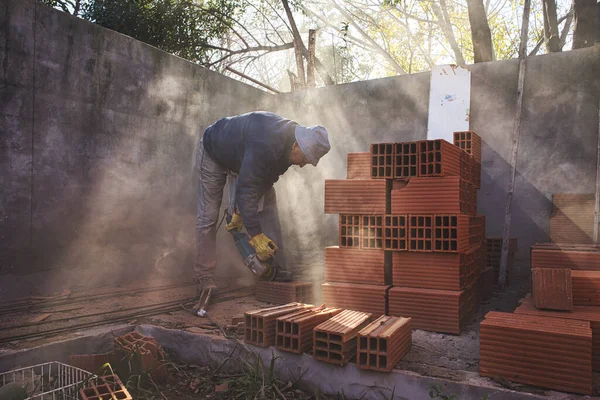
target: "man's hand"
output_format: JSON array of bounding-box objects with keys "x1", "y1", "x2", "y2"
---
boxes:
[
  {"x1": 249, "y1": 233, "x2": 279, "y2": 261},
  {"x1": 226, "y1": 212, "x2": 243, "y2": 231}
]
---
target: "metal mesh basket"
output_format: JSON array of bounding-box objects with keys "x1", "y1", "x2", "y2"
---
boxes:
[{"x1": 0, "y1": 361, "x2": 92, "y2": 400}]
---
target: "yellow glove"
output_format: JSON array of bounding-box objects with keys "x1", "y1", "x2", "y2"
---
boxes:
[
  {"x1": 249, "y1": 233, "x2": 279, "y2": 261},
  {"x1": 226, "y1": 212, "x2": 243, "y2": 231}
]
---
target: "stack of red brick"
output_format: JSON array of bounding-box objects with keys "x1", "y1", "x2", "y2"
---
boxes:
[
  {"x1": 323, "y1": 132, "x2": 485, "y2": 334},
  {"x1": 480, "y1": 237, "x2": 517, "y2": 299},
  {"x1": 478, "y1": 243, "x2": 600, "y2": 395}
]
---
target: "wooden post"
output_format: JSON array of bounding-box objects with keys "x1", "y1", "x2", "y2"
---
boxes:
[
  {"x1": 498, "y1": 58, "x2": 527, "y2": 287},
  {"x1": 594, "y1": 101, "x2": 600, "y2": 243},
  {"x1": 307, "y1": 29, "x2": 317, "y2": 88},
  {"x1": 287, "y1": 70, "x2": 297, "y2": 92}
]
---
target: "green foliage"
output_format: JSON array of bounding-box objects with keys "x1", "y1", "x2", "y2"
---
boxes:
[{"x1": 40, "y1": 0, "x2": 243, "y2": 64}]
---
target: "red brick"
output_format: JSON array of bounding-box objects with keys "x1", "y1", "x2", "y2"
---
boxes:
[
  {"x1": 313, "y1": 310, "x2": 372, "y2": 365},
  {"x1": 532, "y1": 268, "x2": 573, "y2": 310},
  {"x1": 384, "y1": 215, "x2": 408, "y2": 251},
  {"x1": 531, "y1": 243, "x2": 600, "y2": 270},
  {"x1": 388, "y1": 286, "x2": 476, "y2": 335},
  {"x1": 370, "y1": 143, "x2": 394, "y2": 178},
  {"x1": 392, "y1": 246, "x2": 480, "y2": 291},
  {"x1": 321, "y1": 282, "x2": 389, "y2": 316},
  {"x1": 394, "y1": 142, "x2": 420, "y2": 178},
  {"x1": 515, "y1": 294, "x2": 600, "y2": 371},
  {"x1": 324, "y1": 180, "x2": 387, "y2": 214},
  {"x1": 245, "y1": 303, "x2": 313, "y2": 347},
  {"x1": 325, "y1": 246, "x2": 385, "y2": 285},
  {"x1": 433, "y1": 214, "x2": 470, "y2": 253},
  {"x1": 572, "y1": 271, "x2": 600, "y2": 306},
  {"x1": 480, "y1": 311, "x2": 592, "y2": 395},
  {"x1": 361, "y1": 215, "x2": 384, "y2": 249},
  {"x1": 347, "y1": 152, "x2": 371, "y2": 180},
  {"x1": 339, "y1": 214, "x2": 361, "y2": 248},
  {"x1": 453, "y1": 131, "x2": 482, "y2": 163},
  {"x1": 357, "y1": 315, "x2": 412, "y2": 372},
  {"x1": 418, "y1": 140, "x2": 461, "y2": 178},
  {"x1": 80, "y1": 374, "x2": 133, "y2": 400},
  {"x1": 256, "y1": 281, "x2": 313, "y2": 304},
  {"x1": 390, "y1": 177, "x2": 476, "y2": 215},
  {"x1": 408, "y1": 214, "x2": 434, "y2": 252},
  {"x1": 276, "y1": 307, "x2": 343, "y2": 353}
]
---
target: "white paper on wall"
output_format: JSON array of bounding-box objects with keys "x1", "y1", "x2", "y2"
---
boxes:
[{"x1": 427, "y1": 65, "x2": 471, "y2": 142}]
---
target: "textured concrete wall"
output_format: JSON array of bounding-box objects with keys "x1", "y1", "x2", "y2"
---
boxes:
[
  {"x1": 0, "y1": 0, "x2": 271, "y2": 286},
  {"x1": 2, "y1": 0, "x2": 599, "y2": 288},
  {"x1": 269, "y1": 47, "x2": 600, "y2": 267}
]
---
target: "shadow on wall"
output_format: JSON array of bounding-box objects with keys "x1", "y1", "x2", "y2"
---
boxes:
[{"x1": 8, "y1": 1, "x2": 270, "y2": 295}]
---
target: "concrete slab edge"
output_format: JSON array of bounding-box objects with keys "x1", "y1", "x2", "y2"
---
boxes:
[
  {"x1": 136, "y1": 325, "x2": 550, "y2": 400},
  {"x1": 0, "y1": 324, "x2": 133, "y2": 372}
]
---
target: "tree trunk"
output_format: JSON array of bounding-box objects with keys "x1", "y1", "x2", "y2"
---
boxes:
[
  {"x1": 281, "y1": 0, "x2": 335, "y2": 85},
  {"x1": 572, "y1": 0, "x2": 598, "y2": 49},
  {"x1": 542, "y1": 0, "x2": 560, "y2": 52},
  {"x1": 306, "y1": 29, "x2": 316, "y2": 87},
  {"x1": 518, "y1": 0, "x2": 531, "y2": 58},
  {"x1": 281, "y1": 0, "x2": 306, "y2": 87},
  {"x1": 429, "y1": 0, "x2": 466, "y2": 65},
  {"x1": 330, "y1": 0, "x2": 407, "y2": 74},
  {"x1": 466, "y1": 0, "x2": 494, "y2": 62}
]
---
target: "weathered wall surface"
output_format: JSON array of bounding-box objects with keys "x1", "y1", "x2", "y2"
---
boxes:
[
  {"x1": 0, "y1": 0, "x2": 271, "y2": 288},
  {"x1": 2, "y1": 0, "x2": 599, "y2": 292},
  {"x1": 269, "y1": 47, "x2": 600, "y2": 267}
]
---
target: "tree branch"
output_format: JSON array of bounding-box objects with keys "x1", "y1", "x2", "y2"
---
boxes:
[
  {"x1": 428, "y1": 0, "x2": 466, "y2": 64},
  {"x1": 529, "y1": 9, "x2": 572, "y2": 56},
  {"x1": 330, "y1": 0, "x2": 407, "y2": 74},
  {"x1": 281, "y1": 0, "x2": 306, "y2": 86},
  {"x1": 204, "y1": 42, "x2": 295, "y2": 67}
]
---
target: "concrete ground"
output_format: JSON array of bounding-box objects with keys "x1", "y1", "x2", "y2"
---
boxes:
[{"x1": 0, "y1": 264, "x2": 596, "y2": 399}]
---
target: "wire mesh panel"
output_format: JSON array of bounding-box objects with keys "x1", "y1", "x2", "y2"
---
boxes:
[{"x1": 0, "y1": 362, "x2": 92, "y2": 400}]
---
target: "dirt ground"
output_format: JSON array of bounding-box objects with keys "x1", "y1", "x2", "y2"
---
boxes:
[
  {"x1": 1, "y1": 262, "x2": 528, "y2": 376},
  {"x1": 3, "y1": 262, "x2": 596, "y2": 398}
]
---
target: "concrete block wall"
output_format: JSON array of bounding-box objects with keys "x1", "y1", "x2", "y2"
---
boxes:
[
  {"x1": 0, "y1": 0, "x2": 271, "y2": 286},
  {"x1": 1, "y1": 0, "x2": 599, "y2": 292}
]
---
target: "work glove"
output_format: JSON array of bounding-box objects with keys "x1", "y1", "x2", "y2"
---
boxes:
[
  {"x1": 226, "y1": 212, "x2": 243, "y2": 231},
  {"x1": 249, "y1": 233, "x2": 279, "y2": 261}
]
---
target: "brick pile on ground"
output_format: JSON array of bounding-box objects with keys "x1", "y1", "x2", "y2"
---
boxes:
[
  {"x1": 479, "y1": 224, "x2": 600, "y2": 394},
  {"x1": 480, "y1": 311, "x2": 592, "y2": 395}
]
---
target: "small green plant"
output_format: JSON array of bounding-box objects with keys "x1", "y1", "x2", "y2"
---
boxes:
[{"x1": 429, "y1": 384, "x2": 458, "y2": 400}]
